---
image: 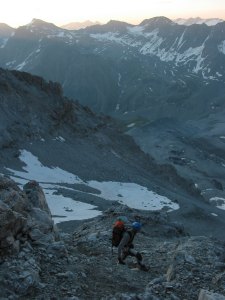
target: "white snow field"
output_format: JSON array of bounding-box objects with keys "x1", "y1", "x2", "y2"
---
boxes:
[{"x1": 6, "y1": 149, "x2": 180, "y2": 223}]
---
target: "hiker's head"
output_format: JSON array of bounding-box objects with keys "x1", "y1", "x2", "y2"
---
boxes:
[{"x1": 132, "y1": 221, "x2": 142, "y2": 232}]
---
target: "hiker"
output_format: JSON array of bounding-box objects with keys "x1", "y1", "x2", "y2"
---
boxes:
[{"x1": 117, "y1": 221, "x2": 148, "y2": 271}]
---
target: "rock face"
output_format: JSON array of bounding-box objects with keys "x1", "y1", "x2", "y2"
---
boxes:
[
  {"x1": 198, "y1": 289, "x2": 225, "y2": 300},
  {"x1": 0, "y1": 175, "x2": 61, "y2": 297},
  {"x1": 1, "y1": 176, "x2": 225, "y2": 299}
]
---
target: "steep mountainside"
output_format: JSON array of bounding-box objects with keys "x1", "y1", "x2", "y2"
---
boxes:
[
  {"x1": 0, "y1": 68, "x2": 225, "y2": 240},
  {"x1": 0, "y1": 23, "x2": 15, "y2": 48},
  {"x1": 1, "y1": 17, "x2": 224, "y2": 211}
]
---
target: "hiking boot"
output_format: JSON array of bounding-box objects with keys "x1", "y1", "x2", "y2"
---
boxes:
[
  {"x1": 139, "y1": 264, "x2": 149, "y2": 272},
  {"x1": 118, "y1": 258, "x2": 126, "y2": 265}
]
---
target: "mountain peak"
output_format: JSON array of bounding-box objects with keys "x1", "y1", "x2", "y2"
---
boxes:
[
  {"x1": 105, "y1": 20, "x2": 131, "y2": 28},
  {"x1": 0, "y1": 23, "x2": 14, "y2": 37},
  {"x1": 86, "y1": 19, "x2": 131, "y2": 33},
  {"x1": 140, "y1": 16, "x2": 174, "y2": 26},
  {"x1": 26, "y1": 18, "x2": 58, "y2": 30},
  {"x1": 0, "y1": 23, "x2": 14, "y2": 30}
]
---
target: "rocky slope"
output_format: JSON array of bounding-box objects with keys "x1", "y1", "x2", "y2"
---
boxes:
[
  {"x1": 0, "y1": 67, "x2": 225, "y2": 299},
  {"x1": 0, "y1": 67, "x2": 225, "y2": 238},
  {"x1": 1, "y1": 68, "x2": 225, "y2": 241},
  {"x1": 1, "y1": 175, "x2": 225, "y2": 300}
]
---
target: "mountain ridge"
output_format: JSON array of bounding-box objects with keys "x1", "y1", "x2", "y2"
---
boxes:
[
  {"x1": 0, "y1": 16, "x2": 224, "y2": 114},
  {"x1": 174, "y1": 17, "x2": 224, "y2": 26},
  {"x1": 61, "y1": 20, "x2": 101, "y2": 30}
]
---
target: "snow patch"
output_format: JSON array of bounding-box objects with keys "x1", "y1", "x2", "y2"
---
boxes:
[
  {"x1": 0, "y1": 38, "x2": 9, "y2": 48},
  {"x1": 45, "y1": 189, "x2": 100, "y2": 224},
  {"x1": 118, "y1": 73, "x2": 122, "y2": 86},
  {"x1": 115, "y1": 104, "x2": 120, "y2": 111},
  {"x1": 127, "y1": 25, "x2": 145, "y2": 35},
  {"x1": 15, "y1": 47, "x2": 42, "y2": 71},
  {"x1": 6, "y1": 150, "x2": 180, "y2": 223},
  {"x1": 57, "y1": 31, "x2": 66, "y2": 37},
  {"x1": 88, "y1": 181, "x2": 179, "y2": 211},
  {"x1": 54, "y1": 136, "x2": 65, "y2": 142},
  {"x1": 209, "y1": 197, "x2": 225, "y2": 210},
  {"x1": 140, "y1": 30, "x2": 164, "y2": 56},
  {"x1": 16, "y1": 61, "x2": 27, "y2": 70},
  {"x1": 6, "y1": 150, "x2": 100, "y2": 223},
  {"x1": 127, "y1": 123, "x2": 135, "y2": 128},
  {"x1": 177, "y1": 29, "x2": 186, "y2": 49},
  {"x1": 216, "y1": 72, "x2": 223, "y2": 77},
  {"x1": 6, "y1": 60, "x2": 16, "y2": 67},
  {"x1": 6, "y1": 150, "x2": 82, "y2": 184},
  {"x1": 90, "y1": 32, "x2": 142, "y2": 47},
  {"x1": 218, "y1": 41, "x2": 225, "y2": 55},
  {"x1": 211, "y1": 213, "x2": 218, "y2": 217}
]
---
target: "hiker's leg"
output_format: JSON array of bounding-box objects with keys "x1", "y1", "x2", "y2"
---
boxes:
[
  {"x1": 128, "y1": 249, "x2": 142, "y2": 262},
  {"x1": 129, "y1": 249, "x2": 148, "y2": 271},
  {"x1": 122, "y1": 248, "x2": 129, "y2": 260}
]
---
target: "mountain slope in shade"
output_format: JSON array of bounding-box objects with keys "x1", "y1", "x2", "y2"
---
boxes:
[
  {"x1": 1, "y1": 68, "x2": 225, "y2": 241},
  {"x1": 0, "y1": 23, "x2": 15, "y2": 48},
  {"x1": 0, "y1": 18, "x2": 225, "y2": 214}
]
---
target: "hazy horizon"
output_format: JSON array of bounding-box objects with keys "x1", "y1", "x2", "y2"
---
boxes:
[
  {"x1": 0, "y1": 0, "x2": 224, "y2": 28},
  {"x1": 1, "y1": 16, "x2": 225, "y2": 29}
]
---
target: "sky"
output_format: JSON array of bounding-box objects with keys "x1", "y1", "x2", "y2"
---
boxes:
[{"x1": 0, "y1": 0, "x2": 225, "y2": 28}]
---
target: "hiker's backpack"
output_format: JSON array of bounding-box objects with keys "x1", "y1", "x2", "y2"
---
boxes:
[{"x1": 112, "y1": 220, "x2": 126, "y2": 247}]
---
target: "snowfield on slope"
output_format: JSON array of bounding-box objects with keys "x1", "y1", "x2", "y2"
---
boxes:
[{"x1": 6, "y1": 149, "x2": 179, "y2": 223}]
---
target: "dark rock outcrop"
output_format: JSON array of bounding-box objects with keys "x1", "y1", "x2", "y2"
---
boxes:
[{"x1": 0, "y1": 175, "x2": 60, "y2": 297}]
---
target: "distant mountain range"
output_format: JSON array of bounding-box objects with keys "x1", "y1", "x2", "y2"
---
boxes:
[
  {"x1": 173, "y1": 17, "x2": 224, "y2": 26},
  {"x1": 0, "y1": 16, "x2": 225, "y2": 171},
  {"x1": 0, "y1": 17, "x2": 224, "y2": 124},
  {"x1": 61, "y1": 20, "x2": 101, "y2": 30}
]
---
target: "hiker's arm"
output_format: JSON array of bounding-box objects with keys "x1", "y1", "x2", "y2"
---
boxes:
[{"x1": 118, "y1": 232, "x2": 130, "y2": 260}]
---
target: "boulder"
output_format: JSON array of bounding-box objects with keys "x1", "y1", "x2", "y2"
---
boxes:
[
  {"x1": 23, "y1": 180, "x2": 51, "y2": 214},
  {"x1": 0, "y1": 176, "x2": 62, "y2": 298},
  {"x1": 198, "y1": 289, "x2": 225, "y2": 300},
  {"x1": 0, "y1": 176, "x2": 57, "y2": 254}
]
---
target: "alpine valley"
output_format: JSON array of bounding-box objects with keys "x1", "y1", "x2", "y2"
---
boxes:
[{"x1": 1, "y1": 16, "x2": 225, "y2": 300}]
